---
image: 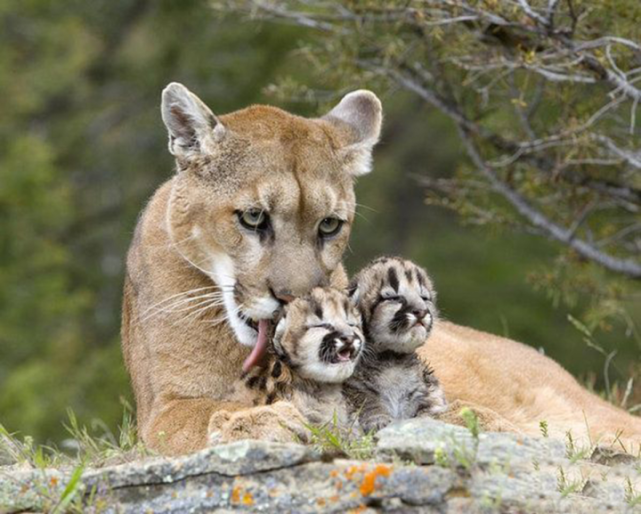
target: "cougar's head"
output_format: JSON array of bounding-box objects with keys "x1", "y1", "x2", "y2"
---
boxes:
[{"x1": 160, "y1": 83, "x2": 382, "y2": 368}]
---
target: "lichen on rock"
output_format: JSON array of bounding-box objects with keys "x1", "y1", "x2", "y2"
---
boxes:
[{"x1": 2, "y1": 419, "x2": 641, "y2": 513}]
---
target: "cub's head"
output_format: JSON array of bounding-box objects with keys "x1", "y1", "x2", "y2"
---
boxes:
[
  {"x1": 160, "y1": 83, "x2": 382, "y2": 357},
  {"x1": 350, "y1": 257, "x2": 437, "y2": 353},
  {"x1": 272, "y1": 287, "x2": 364, "y2": 383}
]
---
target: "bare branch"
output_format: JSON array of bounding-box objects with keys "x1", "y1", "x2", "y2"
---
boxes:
[
  {"x1": 458, "y1": 128, "x2": 641, "y2": 279},
  {"x1": 222, "y1": 0, "x2": 641, "y2": 280}
]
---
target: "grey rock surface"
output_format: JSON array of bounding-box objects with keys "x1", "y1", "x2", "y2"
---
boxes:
[{"x1": 2, "y1": 419, "x2": 641, "y2": 513}]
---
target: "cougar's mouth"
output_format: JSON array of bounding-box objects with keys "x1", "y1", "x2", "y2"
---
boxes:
[
  {"x1": 241, "y1": 318, "x2": 273, "y2": 372},
  {"x1": 242, "y1": 316, "x2": 258, "y2": 332}
]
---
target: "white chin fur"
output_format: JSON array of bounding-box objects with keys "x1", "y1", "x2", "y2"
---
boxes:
[
  {"x1": 300, "y1": 361, "x2": 356, "y2": 383},
  {"x1": 207, "y1": 252, "x2": 258, "y2": 347},
  {"x1": 232, "y1": 296, "x2": 280, "y2": 347},
  {"x1": 246, "y1": 295, "x2": 280, "y2": 320},
  {"x1": 207, "y1": 252, "x2": 280, "y2": 347},
  {"x1": 379, "y1": 326, "x2": 426, "y2": 353}
]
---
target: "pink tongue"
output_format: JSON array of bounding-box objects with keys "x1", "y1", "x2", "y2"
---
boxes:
[{"x1": 242, "y1": 319, "x2": 270, "y2": 372}]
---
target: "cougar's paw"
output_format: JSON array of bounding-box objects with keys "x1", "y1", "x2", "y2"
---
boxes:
[
  {"x1": 436, "y1": 400, "x2": 523, "y2": 435},
  {"x1": 207, "y1": 409, "x2": 234, "y2": 445},
  {"x1": 210, "y1": 401, "x2": 311, "y2": 445}
]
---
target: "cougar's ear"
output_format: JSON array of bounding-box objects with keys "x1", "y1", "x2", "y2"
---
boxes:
[
  {"x1": 161, "y1": 82, "x2": 226, "y2": 158},
  {"x1": 323, "y1": 90, "x2": 383, "y2": 177}
]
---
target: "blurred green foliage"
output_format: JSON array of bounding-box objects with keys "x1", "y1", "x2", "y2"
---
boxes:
[{"x1": 0, "y1": 0, "x2": 638, "y2": 444}]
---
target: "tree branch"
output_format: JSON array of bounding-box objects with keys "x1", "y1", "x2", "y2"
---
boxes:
[{"x1": 457, "y1": 127, "x2": 641, "y2": 279}]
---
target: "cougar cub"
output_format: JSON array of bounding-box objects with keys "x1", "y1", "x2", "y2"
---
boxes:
[
  {"x1": 238, "y1": 287, "x2": 364, "y2": 428},
  {"x1": 345, "y1": 257, "x2": 447, "y2": 432}
]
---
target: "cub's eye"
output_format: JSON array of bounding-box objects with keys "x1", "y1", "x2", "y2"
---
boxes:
[
  {"x1": 309, "y1": 323, "x2": 333, "y2": 331},
  {"x1": 318, "y1": 217, "x2": 343, "y2": 238},
  {"x1": 238, "y1": 209, "x2": 268, "y2": 231},
  {"x1": 381, "y1": 289, "x2": 400, "y2": 301}
]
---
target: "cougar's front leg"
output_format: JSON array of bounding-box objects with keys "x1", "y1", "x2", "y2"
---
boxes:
[
  {"x1": 144, "y1": 398, "x2": 311, "y2": 455},
  {"x1": 143, "y1": 398, "x2": 248, "y2": 456},
  {"x1": 211, "y1": 401, "x2": 311, "y2": 445}
]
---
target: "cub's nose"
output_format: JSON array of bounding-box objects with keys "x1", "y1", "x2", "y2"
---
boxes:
[
  {"x1": 336, "y1": 334, "x2": 361, "y2": 359},
  {"x1": 412, "y1": 308, "x2": 428, "y2": 320}
]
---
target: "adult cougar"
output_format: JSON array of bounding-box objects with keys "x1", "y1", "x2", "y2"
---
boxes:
[{"x1": 122, "y1": 83, "x2": 641, "y2": 455}]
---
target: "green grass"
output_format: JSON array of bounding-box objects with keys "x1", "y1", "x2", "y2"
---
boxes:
[
  {"x1": 565, "y1": 431, "x2": 594, "y2": 464},
  {"x1": 0, "y1": 402, "x2": 149, "y2": 470},
  {"x1": 434, "y1": 407, "x2": 481, "y2": 471},
  {"x1": 1, "y1": 404, "x2": 150, "y2": 512},
  {"x1": 624, "y1": 477, "x2": 641, "y2": 507},
  {"x1": 304, "y1": 413, "x2": 375, "y2": 460},
  {"x1": 557, "y1": 466, "x2": 587, "y2": 498}
]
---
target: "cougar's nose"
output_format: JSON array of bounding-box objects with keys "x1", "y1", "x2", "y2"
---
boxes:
[{"x1": 271, "y1": 288, "x2": 296, "y2": 305}]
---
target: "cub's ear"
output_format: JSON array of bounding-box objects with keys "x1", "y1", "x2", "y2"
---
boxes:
[
  {"x1": 347, "y1": 281, "x2": 361, "y2": 304},
  {"x1": 323, "y1": 90, "x2": 383, "y2": 177},
  {"x1": 272, "y1": 316, "x2": 287, "y2": 352},
  {"x1": 161, "y1": 82, "x2": 225, "y2": 158}
]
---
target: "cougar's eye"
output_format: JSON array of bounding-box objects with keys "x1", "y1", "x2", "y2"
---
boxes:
[
  {"x1": 318, "y1": 217, "x2": 343, "y2": 238},
  {"x1": 238, "y1": 209, "x2": 268, "y2": 231}
]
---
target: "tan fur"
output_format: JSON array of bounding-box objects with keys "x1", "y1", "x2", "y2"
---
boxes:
[
  {"x1": 422, "y1": 321, "x2": 641, "y2": 448},
  {"x1": 123, "y1": 83, "x2": 641, "y2": 455}
]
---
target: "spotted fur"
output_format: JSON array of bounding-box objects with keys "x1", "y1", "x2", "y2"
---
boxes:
[
  {"x1": 235, "y1": 287, "x2": 364, "y2": 428},
  {"x1": 344, "y1": 257, "x2": 447, "y2": 432}
]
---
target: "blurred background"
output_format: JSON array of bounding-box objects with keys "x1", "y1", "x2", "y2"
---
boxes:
[{"x1": 1, "y1": 0, "x2": 639, "y2": 444}]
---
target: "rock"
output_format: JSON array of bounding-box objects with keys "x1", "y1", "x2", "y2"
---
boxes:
[
  {"x1": 84, "y1": 440, "x2": 315, "y2": 489},
  {"x1": 2, "y1": 419, "x2": 641, "y2": 513}
]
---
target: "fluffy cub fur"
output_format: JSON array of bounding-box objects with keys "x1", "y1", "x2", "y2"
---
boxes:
[
  {"x1": 345, "y1": 257, "x2": 447, "y2": 432},
  {"x1": 228, "y1": 287, "x2": 364, "y2": 430}
]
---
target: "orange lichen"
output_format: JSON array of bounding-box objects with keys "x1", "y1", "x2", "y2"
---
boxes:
[
  {"x1": 330, "y1": 470, "x2": 339, "y2": 478},
  {"x1": 344, "y1": 464, "x2": 365, "y2": 480},
  {"x1": 49, "y1": 477, "x2": 59, "y2": 487},
  {"x1": 317, "y1": 498, "x2": 327, "y2": 507},
  {"x1": 231, "y1": 485, "x2": 241, "y2": 503},
  {"x1": 359, "y1": 464, "x2": 391, "y2": 496},
  {"x1": 329, "y1": 495, "x2": 340, "y2": 503},
  {"x1": 242, "y1": 492, "x2": 254, "y2": 506}
]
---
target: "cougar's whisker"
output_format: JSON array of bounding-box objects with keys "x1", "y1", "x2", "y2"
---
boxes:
[{"x1": 138, "y1": 286, "x2": 221, "y2": 321}]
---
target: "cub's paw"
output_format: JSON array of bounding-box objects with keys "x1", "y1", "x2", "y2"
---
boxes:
[
  {"x1": 208, "y1": 401, "x2": 310, "y2": 445},
  {"x1": 361, "y1": 415, "x2": 393, "y2": 434}
]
